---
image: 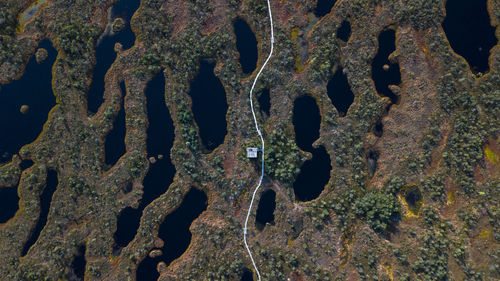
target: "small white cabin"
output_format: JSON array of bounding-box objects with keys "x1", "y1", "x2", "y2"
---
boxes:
[{"x1": 247, "y1": 147, "x2": 258, "y2": 158}]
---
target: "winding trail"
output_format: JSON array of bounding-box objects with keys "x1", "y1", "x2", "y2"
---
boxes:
[{"x1": 243, "y1": 0, "x2": 274, "y2": 280}]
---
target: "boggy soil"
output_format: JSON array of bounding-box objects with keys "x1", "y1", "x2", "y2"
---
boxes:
[{"x1": 0, "y1": 0, "x2": 499, "y2": 280}]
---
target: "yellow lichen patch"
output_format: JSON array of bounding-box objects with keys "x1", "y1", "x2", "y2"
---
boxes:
[
  {"x1": 290, "y1": 27, "x2": 305, "y2": 73},
  {"x1": 339, "y1": 228, "x2": 354, "y2": 267},
  {"x1": 478, "y1": 228, "x2": 492, "y2": 239},
  {"x1": 400, "y1": 198, "x2": 420, "y2": 218},
  {"x1": 382, "y1": 262, "x2": 394, "y2": 281},
  {"x1": 447, "y1": 190, "x2": 456, "y2": 205},
  {"x1": 484, "y1": 146, "x2": 499, "y2": 164},
  {"x1": 400, "y1": 184, "x2": 422, "y2": 215},
  {"x1": 17, "y1": 0, "x2": 48, "y2": 33},
  {"x1": 290, "y1": 27, "x2": 299, "y2": 41},
  {"x1": 294, "y1": 56, "x2": 305, "y2": 73}
]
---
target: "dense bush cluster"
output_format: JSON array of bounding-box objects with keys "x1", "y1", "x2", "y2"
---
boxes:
[
  {"x1": 54, "y1": 18, "x2": 100, "y2": 59},
  {"x1": 400, "y1": 0, "x2": 444, "y2": 30},
  {"x1": 265, "y1": 128, "x2": 306, "y2": 183},
  {"x1": 412, "y1": 232, "x2": 449, "y2": 281},
  {"x1": 354, "y1": 191, "x2": 400, "y2": 233}
]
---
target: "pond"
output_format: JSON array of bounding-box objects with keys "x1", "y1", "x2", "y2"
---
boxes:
[
  {"x1": 0, "y1": 186, "x2": 19, "y2": 223},
  {"x1": 113, "y1": 72, "x2": 176, "y2": 250},
  {"x1": 136, "y1": 188, "x2": 208, "y2": 280},
  {"x1": 337, "y1": 20, "x2": 351, "y2": 42},
  {"x1": 241, "y1": 269, "x2": 254, "y2": 281},
  {"x1": 292, "y1": 95, "x2": 320, "y2": 152},
  {"x1": 0, "y1": 39, "x2": 57, "y2": 164},
  {"x1": 314, "y1": 0, "x2": 337, "y2": 18},
  {"x1": 255, "y1": 189, "x2": 276, "y2": 230},
  {"x1": 20, "y1": 159, "x2": 34, "y2": 170},
  {"x1": 67, "y1": 245, "x2": 86, "y2": 280},
  {"x1": 442, "y1": 0, "x2": 497, "y2": 74},
  {"x1": 258, "y1": 87, "x2": 271, "y2": 116},
  {"x1": 189, "y1": 60, "x2": 228, "y2": 152},
  {"x1": 327, "y1": 67, "x2": 354, "y2": 117},
  {"x1": 402, "y1": 185, "x2": 422, "y2": 214},
  {"x1": 366, "y1": 150, "x2": 379, "y2": 178},
  {"x1": 292, "y1": 95, "x2": 331, "y2": 201},
  {"x1": 104, "y1": 81, "x2": 127, "y2": 167},
  {"x1": 22, "y1": 169, "x2": 58, "y2": 256},
  {"x1": 293, "y1": 146, "x2": 331, "y2": 202},
  {"x1": 87, "y1": 0, "x2": 140, "y2": 113},
  {"x1": 234, "y1": 18, "x2": 258, "y2": 75},
  {"x1": 371, "y1": 29, "x2": 400, "y2": 104}
]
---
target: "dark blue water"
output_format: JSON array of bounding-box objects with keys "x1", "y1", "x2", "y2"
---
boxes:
[
  {"x1": 136, "y1": 188, "x2": 208, "y2": 281},
  {"x1": 293, "y1": 146, "x2": 331, "y2": 201},
  {"x1": 113, "y1": 207, "x2": 141, "y2": 250},
  {"x1": 292, "y1": 95, "x2": 331, "y2": 201},
  {"x1": 371, "y1": 29, "x2": 400, "y2": 104},
  {"x1": 0, "y1": 186, "x2": 19, "y2": 223},
  {"x1": 189, "y1": 60, "x2": 228, "y2": 152},
  {"x1": 22, "y1": 170, "x2": 58, "y2": 256},
  {"x1": 373, "y1": 119, "x2": 383, "y2": 137},
  {"x1": 404, "y1": 186, "x2": 422, "y2": 209},
  {"x1": 68, "y1": 245, "x2": 86, "y2": 280},
  {"x1": 366, "y1": 150, "x2": 379, "y2": 177},
  {"x1": 87, "y1": 0, "x2": 140, "y2": 113},
  {"x1": 20, "y1": 159, "x2": 34, "y2": 170},
  {"x1": 113, "y1": 72, "x2": 176, "y2": 249},
  {"x1": 293, "y1": 95, "x2": 320, "y2": 152},
  {"x1": 314, "y1": 0, "x2": 337, "y2": 18},
  {"x1": 337, "y1": 20, "x2": 351, "y2": 42},
  {"x1": 0, "y1": 39, "x2": 57, "y2": 163},
  {"x1": 255, "y1": 189, "x2": 276, "y2": 230},
  {"x1": 258, "y1": 88, "x2": 271, "y2": 116},
  {"x1": 234, "y1": 18, "x2": 258, "y2": 74},
  {"x1": 442, "y1": 0, "x2": 497, "y2": 74},
  {"x1": 327, "y1": 67, "x2": 354, "y2": 117},
  {"x1": 241, "y1": 269, "x2": 254, "y2": 281},
  {"x1": 104, "y1": 81, "x2": 127, "y2": 167}
]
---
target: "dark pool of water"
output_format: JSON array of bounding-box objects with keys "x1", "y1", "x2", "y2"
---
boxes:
[
  {"x1": 404, "y1": 185, "x2": 422, "y2": 208},
  {"x1": 20, "y1": 159, "x2": 34, "y2": 170},
  {"x1": 113, "y1": 207, "x2": 141, "y2": 250},
  {"x1": 104, "y1": 81, "x2": 127, "y2": 167},
  {"x1": 258, "y1": 88, "x2": 271, "y2": 116},
  {"x1": 314, "y1": 0, "x2": 337, "y2": 18},
  {"x1": 327, "y1": 67, "x2": 354, "y2": 117},
  {"x1": 189, "y1": 60, "x2": 228, "y2": 152},
  {"x1": 68, "y1": 245, "x2": 86, "y2": 280},
  {"x1": 113, "y1": 72, "x2": 176, "y2": 249},
  {"x1": 0, "y1": 186, "x2": 19, "y2": 223},
  {"x1": 255, "y1": 189, "x2": 276, "y2": 230},
  {"x1": 142, "y1": 72, "x2": 176, "y2": 205},
  {"x1": 442, "y1": 0, "x2": 497, "y2": 74},
  {"x1": 136, "y1": 188, "x2": 208, "y2": 280},
  {"x1": 234, "y1": 18, "x2": 258, "y2": 74},
  {"x1": 292, "y1": 95, "x2": 331, "y2": 201},
  {"x1": 0, "y1": 39, "x2": 57, "y2": 164},
  {"x1": 366, "y1": 150, "x2": 379, "y2": 177},
  {"x1": 371, "y1": 29, "x2": 400, "y2": 104},
  {"x1": 293, "y1": 146, "x2": 331, "y2": 201},
  {"x1": 293, "y1": 95, "x2": 321, "y2": 152},
  {"x1": 241, "y1": 269, "x2": 254, "y2": 281},
  {"x1": 22, "y1": 170, "x2": 58, "y2": 256},
  {"x1": 373, "y1": 119, "x2": 383, "y2": 137},
  {"x1": 337, "y1": 20, "x2": 351, "y2": 42},
  {"x1": 87, "y1": 0, "x2": 140, "y2": 113}
]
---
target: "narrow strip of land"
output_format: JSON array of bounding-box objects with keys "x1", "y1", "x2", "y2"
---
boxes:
[{"x1": 243, "y1": 0, "x2": 275, "y2": 280}]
